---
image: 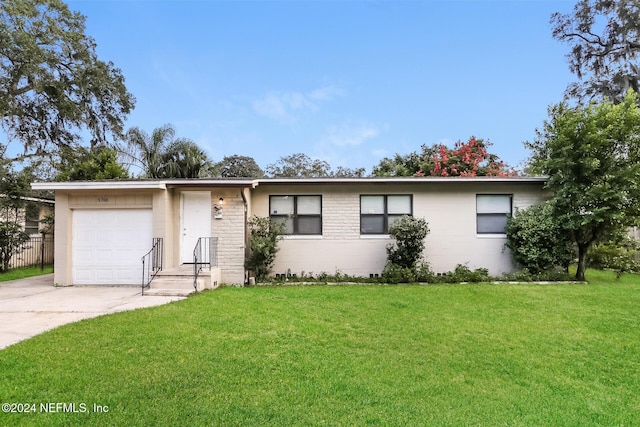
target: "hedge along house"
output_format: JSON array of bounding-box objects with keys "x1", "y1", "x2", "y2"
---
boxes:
[{"x1": 32, "y1": 177, "x2": 547, "y2": 293}]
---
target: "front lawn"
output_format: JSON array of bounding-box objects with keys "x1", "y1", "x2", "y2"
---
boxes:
[{"x1": 1, "y1": 270, "x2": 639, "y2": 426}]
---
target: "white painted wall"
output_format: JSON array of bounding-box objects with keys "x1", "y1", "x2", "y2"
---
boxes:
[{"x1": 252, "y1": 181, "x2": 546, "y2": 278}]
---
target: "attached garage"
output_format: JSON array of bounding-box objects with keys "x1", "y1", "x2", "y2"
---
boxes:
[{"x1": 72, "y1": 209, "x2": 153, "y2": 285}]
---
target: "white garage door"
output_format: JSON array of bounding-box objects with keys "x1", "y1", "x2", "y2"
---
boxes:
[{"x1": 72, "y1": 209, "x2": 153, "y2": 285}]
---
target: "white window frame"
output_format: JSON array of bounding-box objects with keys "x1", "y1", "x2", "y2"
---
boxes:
[{"x1": 476, "y1": 194, "x2": 512, "y2": 235}]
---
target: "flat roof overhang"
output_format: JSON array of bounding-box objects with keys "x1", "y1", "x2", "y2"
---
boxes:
[
  {"x1": 252, "y1": 176, "x2": 548, "y2": 185},
  {"x1": 31, "y1": 179, "x2": 258, "y2": 191},
  {"x1": 32, "y1": 176, "x2": 548, "y2": 191}
]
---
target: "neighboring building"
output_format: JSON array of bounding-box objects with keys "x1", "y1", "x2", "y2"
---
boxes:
[
  {"x1": 0, "y1": 195, "x2": 54, "y2": 236},
  {"x1": 1, "y1": 196, "x2": 55, "y2": 269},
  {"x1": 32, "y1": 177, "x2": 547, "y2": 287}
]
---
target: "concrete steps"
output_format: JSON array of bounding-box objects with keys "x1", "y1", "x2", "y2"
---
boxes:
[{"x1": 144, "y1": 265, "x2": 211, "y2": 297}]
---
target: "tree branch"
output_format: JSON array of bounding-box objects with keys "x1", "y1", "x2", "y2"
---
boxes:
[
  {"x1": 9, "y1": 84, "x2": 33, "y2": 97},
  {"x1": 560, "y1": 30, "x2": 608, "y2": 48}
]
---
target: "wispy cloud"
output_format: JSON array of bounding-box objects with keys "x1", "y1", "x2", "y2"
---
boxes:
[
  {"x1": 308, "y1": 85, "x2": 346, "y2": 102},
  {"x1": 324, "y1": 123, "x2": 382, "y2": 147},
  {"x1": 311, "y1": 122, "x2": 388, "y2": 169},
  {"x1": 252, "y1": 85, "x2": 345, "y2": 124}
]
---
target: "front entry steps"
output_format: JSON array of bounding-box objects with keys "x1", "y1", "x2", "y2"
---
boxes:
[{"x1": 144, "y1": 265, "x2": 218, "y2": 297}]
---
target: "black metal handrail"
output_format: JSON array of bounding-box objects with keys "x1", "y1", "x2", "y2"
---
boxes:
[
  {"x1": 141, "y1": 238, "x2": 163, "y2": 295},
  {"x1": 193, "y1": 237, "x2": 218, "y2": 289}
]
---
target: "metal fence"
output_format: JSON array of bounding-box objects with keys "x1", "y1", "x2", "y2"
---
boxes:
[{"x1": 8, "y1": 235, "x2": 54, "y2": 270}]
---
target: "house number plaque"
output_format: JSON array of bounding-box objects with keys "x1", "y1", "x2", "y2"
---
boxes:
[{"x1": 97, "y1": 197, "x2": 109, "y2": 203}]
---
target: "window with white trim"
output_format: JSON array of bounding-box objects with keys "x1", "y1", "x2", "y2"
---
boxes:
[
  {"x1": 360, "y1": 195, "x2": 412, "y2": 234},
  {"x1": 269, "y1": 195, "x2": 322, "y2": 235},
  {"x1": 476, "y1": 194, "x2": 512, "y2": 234}
]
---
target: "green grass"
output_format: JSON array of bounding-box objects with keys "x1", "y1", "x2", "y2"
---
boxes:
[
  {"x1": 1, "y1": 270, "x2": 639, "y2": 426},
  {"x1": 0, "y1": 266, "x2": 53, "y2": 282}
]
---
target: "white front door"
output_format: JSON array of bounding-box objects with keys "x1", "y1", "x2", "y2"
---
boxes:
[{"x1": 181, "y1": 191, "x2": 212, "y2": 263}]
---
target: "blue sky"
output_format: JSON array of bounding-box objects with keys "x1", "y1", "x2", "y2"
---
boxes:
[{"x1": 65, "y1": 0, "x2": 576, "y2": 173}]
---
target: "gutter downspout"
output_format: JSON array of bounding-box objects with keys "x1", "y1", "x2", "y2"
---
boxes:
[
  {"x1": 240, "y1": 187, "x2": 249, "y2": 285},
  {"x1": 241, "y1": 181, "x2": 260, "y2": 285}
]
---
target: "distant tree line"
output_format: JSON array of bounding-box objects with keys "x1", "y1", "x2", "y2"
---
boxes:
[{"x1": 49, "y1": 125, "x2": 515, "y2": 180}]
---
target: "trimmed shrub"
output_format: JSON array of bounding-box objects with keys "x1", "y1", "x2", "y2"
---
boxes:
[
  {"x1": 386, "y1": 215, "x2": 430, "y2": 269},
  {"x1": 449, "y1": 264, "x2": 490, "y2": 283},
  {"x1": 245, "y1": 216, "x2": 285, "y2": 281},
  {"x1": 499, "y1": 269, "x2": 573, "y2": 282},
  {"x1": 505, "y1": 201, "x2": 574, "y2": 274}
]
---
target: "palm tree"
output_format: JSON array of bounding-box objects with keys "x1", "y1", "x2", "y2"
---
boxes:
[
  {"x1": 118, "y1": 124, "x2": 213, "y2": 178},
  {"x1": 118, "y1": 124, "x2": 175, "y2": 178},
  {"x1": 160, "y1": 139, "x2": 214, "y2": 178}
]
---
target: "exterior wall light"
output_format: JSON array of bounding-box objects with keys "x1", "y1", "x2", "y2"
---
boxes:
[{"x1": 214, "y1": 197, "x2": 224, "y2": 219}]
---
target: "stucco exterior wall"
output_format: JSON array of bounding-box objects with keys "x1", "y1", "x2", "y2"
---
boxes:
[
  {"x1": 252, "y1": 181, "x2": 546, "y2": 277},
  {"x1": 52, "y1": 191, "x2": 70, "y2": 286}
]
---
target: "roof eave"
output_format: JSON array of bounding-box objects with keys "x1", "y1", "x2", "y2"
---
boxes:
[
  {"x1": 31, "y1": 181, "x2": 169, "y2": 190},
  {"x1": 254, "y1": 176, "x2": 548, "y2": 185},
  {"x1": 31, "y1": 176, "x2": 548, "y2": 191}
]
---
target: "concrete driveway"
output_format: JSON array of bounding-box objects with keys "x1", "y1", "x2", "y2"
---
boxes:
[{"x1": 0, "y1": 274, "x2": 185, "y2": 350}]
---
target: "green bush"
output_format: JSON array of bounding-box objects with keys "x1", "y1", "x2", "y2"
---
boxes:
[
  {"x1": 245, "y1": 216, "x2": 285, "y2": 281},
  {"x1": 499, "y1": 268, "x2": 573, "y2": 282},
  {"x1": 382, "y1": 263, "x2": 418, "y2": 283},
  {"x1": 505, "y1": 201, "x2": 574, "y2": 274},
  {"x1": 386, "y1": 215, "x2": 430, "y2": 269},
  {"x1": 0, "y1": 222, "x2": 29, "y2": 273},
  {"x1": 450, "y1": 264, "x2": 490, "y2": 283},
  {"x1": 587, "y1": 232, "x2": 640, "y2": 278},
  {"x1": 380, "y1": 262, "x2": 432, "y2": 284}
]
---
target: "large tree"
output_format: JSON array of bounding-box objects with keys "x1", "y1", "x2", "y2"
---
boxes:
[
  {"x1": 265, "y1": 153, "x2": 331, "y2": 178},
  {"x1": 526, "y1": 90, "x2": 640, "y2": 281},
  {"x1": 55, "y1": 145, "x2": 129, "y2": 181},
  {"x1": 215, "y1": 155, "x2": 264, "y2": 178},
  {"x1": 0, "y1": 0, "x2": 134, "y2": 162},
  {"x1": 418, "y1": 137, "x2": 513, "y2": 177},
  {"x1": 552, "y1": 0, "x2": 640, "y2": 104},
  {"x1": 265, "y1": 153, "x2": 366, "y2": 178},
  {"x1": 372, "y1": 151, "x2": 423, "y2": 177},
  {"x1": 332, "y1": 165, "x2": 367, "y2": 178},
  {"x1": 372, "y1": 138, "x2": 513, "y2": 177}
]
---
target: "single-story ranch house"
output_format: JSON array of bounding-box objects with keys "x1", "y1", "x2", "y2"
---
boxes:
[{"x1": 32, "y1": 177, "x2": 547, "y2": 289}]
